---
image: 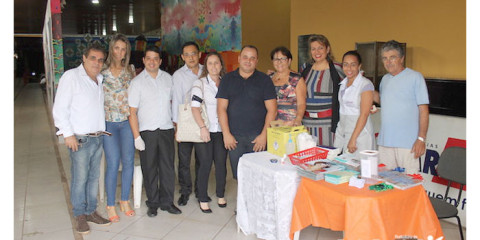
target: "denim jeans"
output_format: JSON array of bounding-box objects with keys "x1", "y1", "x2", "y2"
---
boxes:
[
  {"x1": 70, "y1": 135, "x2": 103, "y2": 217},
  {"x1": 103, "y1": 120, "x2": 135, "y2": 206},
  {"x1": 228, "y1": 134, "x2": 256, "y2": 179}
]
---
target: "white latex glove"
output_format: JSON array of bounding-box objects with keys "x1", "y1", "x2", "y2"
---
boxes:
[{"x1": 134, "y1": 136, "x2": 145, "y2": 151}]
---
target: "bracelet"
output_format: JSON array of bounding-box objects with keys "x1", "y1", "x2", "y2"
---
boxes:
[
  {"x1": 417, "y1": 136, "x2": 425, "y2": 142},
  {"x1": 200, "y1": 126, "x2": 206, "y2": 129}
]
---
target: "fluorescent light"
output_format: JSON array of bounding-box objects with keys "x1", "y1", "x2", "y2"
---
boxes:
[
  {"x1": 102, "y1": 20, "x2": 106, "y2": 35},
  {"x1": 112, "y1": 5, "x2": 117, "y2": 31},
  {"x1": 92, "y1": 0, "x2": 99, "y2": 4},
  {"x1": 128, "y1": 3, "x2": 134, "y2": 23}
]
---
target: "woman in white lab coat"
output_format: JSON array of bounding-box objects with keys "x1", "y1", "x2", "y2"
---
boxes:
[{"x1": 334, "y1": 51, "x2": 375, "y2": 157}]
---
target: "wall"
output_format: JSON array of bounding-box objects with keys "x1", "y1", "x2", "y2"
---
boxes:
[
  {"x1": 290, "y1": 0, "x2": 466, "y2": 80},
  {"x1": 241, "y1": 0, "x2": 291, "y2": 72}
]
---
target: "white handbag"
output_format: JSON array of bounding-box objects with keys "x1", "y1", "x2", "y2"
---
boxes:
[{"x1": 176, "y1": 80, "x2": 210, "y2": 142}]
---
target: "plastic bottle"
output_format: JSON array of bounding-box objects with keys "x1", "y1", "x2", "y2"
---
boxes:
[{"x1": 285, "y1": 134, "x2": 295, "y2": 155}]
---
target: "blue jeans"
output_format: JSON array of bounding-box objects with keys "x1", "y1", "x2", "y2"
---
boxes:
[
  {"x1": 103, "y1": 120, "x2": 135, "y2": 206},
  {"x1": 70, "y1": 135, "x2": 103, "y2": 217}
]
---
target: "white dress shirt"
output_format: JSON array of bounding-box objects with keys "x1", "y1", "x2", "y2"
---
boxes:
[
  {"x1": 128, "y1": 69, "x2": 174, "y2": 131},
  {"x1": 338, "y1": 73, "x2": 374, "y2": 116},
  {"x1": 191, "y1": 75, "x2": 222, "y2": 132},
  {"x1": 172, "y1": 64, "x2": 204, "y2": 123},
  {"x1": 53, "y1": 64, "x2": 106, "y2": 137}
]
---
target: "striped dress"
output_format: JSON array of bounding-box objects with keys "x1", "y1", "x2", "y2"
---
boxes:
[{"x1": 302, "y1": 63, "x2": 345, "y2": 147}]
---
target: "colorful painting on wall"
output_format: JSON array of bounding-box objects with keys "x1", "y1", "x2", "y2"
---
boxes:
[
  {"x1": 160, "y1": 0, "x2": 241, "y2": 55},
  {"x1": 62, "y1": 34, "x2": 161, "y2": 72}
]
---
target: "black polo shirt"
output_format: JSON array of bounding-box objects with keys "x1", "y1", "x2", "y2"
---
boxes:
[{"x1": 216, "y1": 69, "x2": 276, "y2": 136}]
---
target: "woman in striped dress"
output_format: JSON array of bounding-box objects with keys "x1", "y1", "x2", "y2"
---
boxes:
[{"x1": 301, "y1": 34, "x2": 345, "y2": 147}]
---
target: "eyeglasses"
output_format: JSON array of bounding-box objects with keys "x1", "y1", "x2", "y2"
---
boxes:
[
  {"x1": 381, "y1": 55, "x2": 400, "y2": 62},
  {"x1": 273, "y1": 57, "x2": 288, "y2": 63},
  {"x1": 183, "y1": 52, "x2": 199, "y2": 57}
]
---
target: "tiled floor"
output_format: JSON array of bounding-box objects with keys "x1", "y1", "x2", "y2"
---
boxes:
[{"x1": 14, "y1": 83, "x2": 466, "y2": 240}]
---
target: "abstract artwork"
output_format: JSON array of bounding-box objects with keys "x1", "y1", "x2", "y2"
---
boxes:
[{"x1": 160, "y1": 0, "x2": 241, "y2": 54}]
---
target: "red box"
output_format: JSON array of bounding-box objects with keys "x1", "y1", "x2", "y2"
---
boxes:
[{"x1": 288, "y1": 147, "x2": 329, "y2": 165}]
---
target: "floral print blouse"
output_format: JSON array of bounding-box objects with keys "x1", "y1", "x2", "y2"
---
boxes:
[
  {"x1": 269, "y1": 71, "x2": 302, "y2": 122},
  {"x1": 102, "y1": 65, "x2": 135, "y2": 122}
]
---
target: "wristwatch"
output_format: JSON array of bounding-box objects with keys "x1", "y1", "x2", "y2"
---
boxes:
[{"x1": 417, "y1": 136, "x2": 425, "y2": 142}]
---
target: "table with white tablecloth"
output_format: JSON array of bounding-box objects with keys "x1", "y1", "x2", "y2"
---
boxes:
[{"x1": 236, "y1": 151, "x2": 301, "y2": 240}]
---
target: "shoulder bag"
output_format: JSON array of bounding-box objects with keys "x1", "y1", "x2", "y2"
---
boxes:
[{"x1": 176, "y1": 80, "x2": 210, "y2": 142}]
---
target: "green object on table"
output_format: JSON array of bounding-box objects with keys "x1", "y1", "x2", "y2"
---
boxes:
[{"x1": 369, "y1": 183, "x2": 394, "y2": 192}]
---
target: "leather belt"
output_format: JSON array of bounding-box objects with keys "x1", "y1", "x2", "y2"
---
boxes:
[
  {"x1": 77, "y1": 131, "x2": 111, "y2": 137},
  {"x1": 304, "y1": 109, "x2": 332, "y2": 118},
  {"x1": 86, "y1": 132, "x2": 103, "y2": 137}
]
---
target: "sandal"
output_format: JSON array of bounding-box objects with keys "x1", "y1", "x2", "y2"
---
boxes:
[
  {"x1": 106, "y1": 206, "x2": 120, "y2": 222},
  {"x1": 119, "y1": 200, "x2": 135, "y2": 217}
]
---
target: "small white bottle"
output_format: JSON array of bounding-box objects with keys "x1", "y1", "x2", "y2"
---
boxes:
[{"x1": 285, "y1": 134, "x2": 295, "y2": 155}]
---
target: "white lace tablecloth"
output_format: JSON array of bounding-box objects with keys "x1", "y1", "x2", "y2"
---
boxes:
[{"x1": 236, "y1": 151, "x2": 301, "y2": 240}]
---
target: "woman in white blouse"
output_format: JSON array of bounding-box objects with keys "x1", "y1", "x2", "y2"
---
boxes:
[
  {"x1": 334, "y1": 51, "x2": 375, "y2": 157},
  {"x1": 191, "y1": 52, "x2": 228, "y2": 213}
]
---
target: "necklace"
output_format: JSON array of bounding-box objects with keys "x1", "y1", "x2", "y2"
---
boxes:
[{"x1": 274, "y1": 72, "x2": 288, "y2": 82}]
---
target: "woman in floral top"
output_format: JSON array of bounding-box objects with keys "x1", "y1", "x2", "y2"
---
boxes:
[
  {"x1": 102, "y1": 34, "x2": 136, "y2": 222},
  {"x1": 268, "y1": 46, "x2": 306, "y2": 126}
]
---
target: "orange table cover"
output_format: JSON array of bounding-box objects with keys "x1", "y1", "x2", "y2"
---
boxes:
[{"x1": 289, "y1": 177, "x2": 444, "y2": 240}]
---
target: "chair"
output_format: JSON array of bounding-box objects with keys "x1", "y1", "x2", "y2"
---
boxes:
[{"x1": 429, "y1": 146, "x2": 466, "y2": 240}]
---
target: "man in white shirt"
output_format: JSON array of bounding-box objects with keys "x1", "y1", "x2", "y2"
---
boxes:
[
  {"x1": 52, "y1": 44, "x2": 111, "y2": 235},
  {"x1": 172, "y1": 42, "x2": 204, "y2": 206},
  {"x1": 128, "y1": 46, "x2": 181, "y2": 217}
]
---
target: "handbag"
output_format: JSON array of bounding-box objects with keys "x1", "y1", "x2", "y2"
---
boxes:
[{"x1": 176, "y1": 80, "x2": 210, "y2": 142}]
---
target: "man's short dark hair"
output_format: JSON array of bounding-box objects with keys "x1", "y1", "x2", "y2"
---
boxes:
[
  {"x1": 381, "y1": 40, "x2": 405, "y2": 58},
  {"x1": 144, "y1": 46, "x2": 161, "y2": 58},
  {"x1": 241, "y1": 45, "x2": 258, "y2": 55},
  {"x1": 84, "y1": 43, "x2": 106, "y2": 57},
  {"x1": 181, "y1": 41, "x2": 199, "y2": 53}
]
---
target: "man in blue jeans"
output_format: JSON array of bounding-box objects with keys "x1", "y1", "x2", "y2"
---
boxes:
[
  {"x1": 216, "y1": 45, "x2": 277, "y2": 179},
  {"x1": 53, "y1": 43, "x2": 111, "y2": 234}
]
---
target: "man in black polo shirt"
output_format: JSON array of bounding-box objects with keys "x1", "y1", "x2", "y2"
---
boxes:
[{"x1": 216, "y1": 45, "x2": 277, "y2": 179}]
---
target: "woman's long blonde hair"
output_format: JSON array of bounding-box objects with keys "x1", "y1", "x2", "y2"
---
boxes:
[{"x1": 104, "y1": 33, "x2": 135, "y2": 78}]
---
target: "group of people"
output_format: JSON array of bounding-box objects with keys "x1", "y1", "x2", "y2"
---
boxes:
[
  {"x1": 52, "y1": 32, "x2": 429, "y2": 235},
  {"x1": 267, "y1": 35, "x2": 429, "y2": 176}
]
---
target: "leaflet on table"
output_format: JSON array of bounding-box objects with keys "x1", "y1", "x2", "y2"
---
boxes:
[
  {"x1": 317, "y1": 145, "x2": 342, "y2": 160},
  {"x1": 295, "y1": 159, "x2": 345, "y2": 180},
  {"x1": 324, "y1": 170, "x2": 360, "y2": 184},
  {"x1": 376, "y1": 170, "x2": 424, "y2": 190},
  {"x1": 333, "y1": 153, "x2": 361, "y2": 171}
]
